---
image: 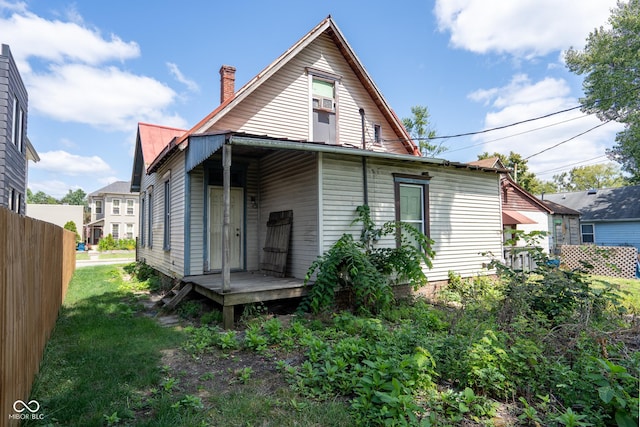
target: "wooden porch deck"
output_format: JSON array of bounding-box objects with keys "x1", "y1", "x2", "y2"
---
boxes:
[{"x1": 182, "y1": 271, "x2": 308, "y2": 329}]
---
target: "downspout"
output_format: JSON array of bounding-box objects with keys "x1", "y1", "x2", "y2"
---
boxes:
[{"x1": 359, "y1": 108, "x2": 368, "y2": 206}]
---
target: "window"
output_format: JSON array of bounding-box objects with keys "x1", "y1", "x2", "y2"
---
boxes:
[
  {"x1": 95, "y1": 200, "x2": 103, "y2": 214},
  {"x1": 126, "y1": 199, "x2": 134, "y2": 215},
  {"x1": 112, "y1": 199, "x2": 121, "y2": 215},
  {"x1": 11, "y1": 95, "x2": 17, "y2": 146},
  {"x1": 148, "y1": 190, "x2": 153, "y2": 248},
  {"x1": 581, "y1": 224, "x2": 595, "y2": 244},
  {"x1": 111, "y1": 223, "x2": 120, "y2": 240},
  {"x1": 8, "y1": 188, "x2": 14, "y2": 211},
  {"x1": 140, "y1": 195, "x2": 146, "y2": 246},
  {"x1": 374, "y1": 124, "x2": 382, "y2": 145},
  {"x1": 394, "y1": 174, "x2": 430, "y2": 248},
  {"x1": 309, "y1": 70, "x2": 339, "y2": 144},
  {"x1": 16, "y1": 106, "x2": 23, "y2": 153},
  {"x1": 163, "y1": 180, "x2": 171, "y2": 250},
  {"x1": 126, "y1": 223, "x2": 134, "y2": 239}
]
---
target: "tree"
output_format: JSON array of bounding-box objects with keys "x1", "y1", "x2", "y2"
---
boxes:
[
  {"x1": 60, "y1": 189, "x2": 87, "y2": 206},
  {"x1": 477, "y1": 151, "x2": 546, "y2": 193},
  {"x1": 402, "y1": 105, "x2": 446, "y2": 157},
  {"x1": 552, "y1": 163, "x2": 628, "y2": 192},
  {"x1": 565, "y1": 0, "x2": 640, "y2": 182},
  {"x1": 27, "y1": 189, "x2": 59, "y2": 204}
]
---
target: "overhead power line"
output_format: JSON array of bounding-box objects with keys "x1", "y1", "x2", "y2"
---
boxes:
[
  {"x1": 535, "y1": 155, "x2": 608, "y2": 176},
  {"x1": 445, "y1": 113, "x2": 591, "y2": 154},
  {"x1": 524, "y1": 120, "x2": 612, "y2": 160}
]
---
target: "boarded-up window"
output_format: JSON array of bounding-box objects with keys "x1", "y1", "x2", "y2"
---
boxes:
[{"x1": 312, "y1": 78, "x2": 336, "y2": 144}]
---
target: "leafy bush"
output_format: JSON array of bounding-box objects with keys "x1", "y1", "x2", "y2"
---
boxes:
[
  {"x1": 300, "y1": 205, "x2": 434, "y2": 314},
  {"x1": 98, "y1": 234, "x2": 117, "y2": 251},
  {"x1": 123, "y1": 261, "x2": 161, "y2": 292}
]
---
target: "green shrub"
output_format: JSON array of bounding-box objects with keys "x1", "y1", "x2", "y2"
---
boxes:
[
  {"x1": 98, "y1": 234, "x2": 117, "y2": 251},
  {"x1": 300, "y1": 205, "x2": 434, "y2": 315}
]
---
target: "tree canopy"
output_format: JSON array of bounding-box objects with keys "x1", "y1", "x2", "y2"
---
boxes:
[
  {"x1": 477, "y1": 151, "x2": 547, "y2": 194},
  {"x1": 565, "y1": 0, "x2": 640, "y2": 182},
  {"x1": 552, "y1": 163, "x2": 628, "y2": 192},
  {"x1": 27, "y1": 188, "x2": 87, "y2": 206},
  {"x1": 402, "y1": 105, "x2": 446, "y2": 157}
]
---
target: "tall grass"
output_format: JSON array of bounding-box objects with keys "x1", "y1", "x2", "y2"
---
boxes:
[{"x1": 26, "y1": 266, "x2": 184, "y2": 426}]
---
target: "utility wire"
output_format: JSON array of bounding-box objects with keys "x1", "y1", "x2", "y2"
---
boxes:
[
  {"x1": 445, "y1": 113, "x2": 591, "y2": 154},
  {"x1": 535, "y1": 155, "x2": 608, "y2": 176},
  {"x1": 389, "y1": 84, "x2": 640, "y2": 144},
  {"x1": 523, "y1": 120, "x2": 612, "y2": 160}
]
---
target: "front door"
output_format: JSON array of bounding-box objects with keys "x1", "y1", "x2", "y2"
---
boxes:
[{"x1": 209, "y1": 186, "x2": 244, "y2": 271}]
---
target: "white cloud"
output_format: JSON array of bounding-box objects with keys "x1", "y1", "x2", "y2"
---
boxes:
[
  {"x1": 468, "y1": 74, "x2": 624, "y2": 177},
  {"x1": 434, "y1": 0, "x2": 618, "y2": 59},
  {"x1": 0, "y1": 8, "x2": 140, "y2": 72},
  {"x1": 28, "y1": 179, "x2": 81, "y2": 199},
  {"x1": 0, "y1": 3, "x2": 188, "y2": 131},
  {"x1": 167, "y1": 62, "x2": 200, "y2": 93},
  {"x1": 32, "y1": 150, "x2": 113, "y2": 175},
  {"x1": 29, "y1": 64, "x2": 184, "y2": 131}
]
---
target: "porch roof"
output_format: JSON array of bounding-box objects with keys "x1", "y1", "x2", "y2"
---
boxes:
[{"x1": 184, "y1": 132, "x2": 506, "y2": 173}]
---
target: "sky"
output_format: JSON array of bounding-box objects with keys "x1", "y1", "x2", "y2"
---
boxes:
[{"x1": 0, "y1": 0, "x2": 624, "y2": 198}]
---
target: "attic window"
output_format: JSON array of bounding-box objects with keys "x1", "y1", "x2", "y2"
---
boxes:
[{"x1": 312, "y1": 79, "x2": 335, "y2": 112}]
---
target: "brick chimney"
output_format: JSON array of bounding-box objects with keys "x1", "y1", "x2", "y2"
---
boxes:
[{"x1": 219, "y1": 65, "x2": 236, "y2": 104}]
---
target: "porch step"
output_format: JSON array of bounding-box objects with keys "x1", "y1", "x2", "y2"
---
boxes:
[{"x1": 156, "y1": 282, "x2": 193, "y2": 311}]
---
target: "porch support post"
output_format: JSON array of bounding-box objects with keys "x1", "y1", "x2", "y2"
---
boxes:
[{"x1": 222, "y1": 143, "x2": 231, "y2": 293}]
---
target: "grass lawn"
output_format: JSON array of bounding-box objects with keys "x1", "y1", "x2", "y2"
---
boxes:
[
  {"x1": 26, "y1": 265, "x2": 353, "y2": 427},
  {"x1": 75, "y1": 251, "x2": 136, "y2": 261}
]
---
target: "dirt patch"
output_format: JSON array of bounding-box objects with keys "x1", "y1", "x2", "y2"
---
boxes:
[{"x1": 158, "y1": 345, "x2": 292, "y2": 398}]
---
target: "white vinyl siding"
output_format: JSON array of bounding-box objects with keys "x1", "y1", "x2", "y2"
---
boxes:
[
  {"x1": 510, "y1": 210, "x2": 550, "y2": 251},
  {"x1": 321, "y1": 155, "x2": 502, "y2": 282},
  {"x1": 210, "y1": 34, "x2": 408, "y2": 154},
  {"x1": 137, "y1": 154, "x2": 186, "y2": 278},
  {"x1": 259, "y1": 150, "x2": 318, "y2": 279},
  {"x1": 188, "y1": 166, "x2": 205, "y2": 274}
]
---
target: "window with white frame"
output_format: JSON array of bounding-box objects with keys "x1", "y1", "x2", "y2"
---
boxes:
[
  {"x1": 111, "y1": 223, "x2": 120, "y2": 240},
  {"x1": 11, "y1": 95, "x2": 17, "y2": 146},
  {"x1": 581, "y1": 224, "x2": 595, "y2": 244},
  {"x1": 148, "y1": 190, "x2": 153, "y2": 248},
  {"x1": 126, "y1": 199, "x2": 134, "y2": 215},
  {"x1": 112, "y1": 199, "x2": 121, "y2": 215},
  {"x1": 163, "y1": 179, "x2": 171, "y2": 250},
  {"x1": 140, "y1": 195, "x2": 146, "y2": 246},
  {"x1": 95, "y1": 200, "x2": 103, "y2": 214},
  {"x1": 125, "y1": 223, "x2": 134, "y2": 239}
]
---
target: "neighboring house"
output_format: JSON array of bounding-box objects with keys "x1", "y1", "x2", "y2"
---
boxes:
[
  {"x1": 469, "y1": 157, "x2": 580, "y2": 255},
  {"x1": 0, "y1": 44, "x2": 39, "y2": 214},
  {"x1": 27, "y1": 204, "x2": 84, "y2": 235},
  {"x1": 131, "y1": 16, "x2": 505, "y2": 286},
  {"x1": 86, "y1": 181, "x2": 139, "y2": 245},
  {"x1": 543, "y1": 186, "x2": 640, "y2": 251}
]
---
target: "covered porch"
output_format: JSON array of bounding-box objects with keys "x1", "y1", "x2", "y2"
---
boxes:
[{"x1": 183, "y1": 271, "x2": 308, "y2": 329}]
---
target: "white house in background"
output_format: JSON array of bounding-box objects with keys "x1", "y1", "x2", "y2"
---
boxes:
[
  {"x1": 86, "y1": 181, "x2": 139, "y2": 245},
  {"x1": 27, "y1": 204, "x2": 84, "y2": 234},
  {"x1": 130, "y1": 16, "x2": 505, "y2": 285}
]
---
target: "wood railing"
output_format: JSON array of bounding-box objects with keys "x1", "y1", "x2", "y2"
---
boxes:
[{"x1": 0, "y1": 207, "x2": 76, "y2": 426}]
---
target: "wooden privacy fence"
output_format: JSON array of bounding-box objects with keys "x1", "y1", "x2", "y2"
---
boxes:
[
  {"x1": 560, "y1": 244, "x2": 638, "y2": 279},
  {"x1": 0, "y1": 207, "x2": 76, "y2": 426}
]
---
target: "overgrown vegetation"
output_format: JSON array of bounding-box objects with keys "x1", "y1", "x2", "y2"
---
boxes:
[
  {"x1": 300, "y1": 205, "x2": 434, "y2": 314},
  {"x1": 27, "y1": 227, "x2": 640, "y2": 426},
  {"x1": 98, "y1": 234, "x2": 136, "y2": 251}
]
